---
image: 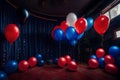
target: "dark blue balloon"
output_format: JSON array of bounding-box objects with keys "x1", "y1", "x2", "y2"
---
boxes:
[
  {"x1": 4, "y1": 60, "x2": 18, "y2": 74},
  {"x1": 109, "y1": 46, "x2": 120, "y2": 58},
  {"x1": 17, "y1": 8, "x2": 29, "y2": 24},
  {"x1": 66, "y1": 27, "x2": 78, "y2": 40},
  {"x1": 86, "y1": 17, "x2": 94, "y2": 31},
  {"x1": 0, "y1": 71, "x2": 7, "y2": 80},
  {"x1": 77, "y1": 32, "x2": 84, "y2": 40},
  {"x1": 54, "y1": 28, "x2": 64, "y2": 41},
  {"x1": 38, "y1": 60, "x2": 44, "y2": 66},
  {"x1": 98, "y1": 57, "x2": 105, "y2": 68},
  {"x1": 35, "y1": 54, "x2": 42, "y2": 61},
  {"x1": 116, "y1": 56, "x2": 120, "y2": 68},
  {"x1": 90, "y1": 54, "x2": 97, "y2": 59},
  {"x1": 53, "y1": 58, "x2": 58, "y2": 64},
  {"x1": 69, "y1": 40, "x2": 77, "y2": 46}
]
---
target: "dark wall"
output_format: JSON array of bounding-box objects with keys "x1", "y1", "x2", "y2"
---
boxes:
[{"x1": 0, "y1": 0, "x2": 120, "y2": 66}]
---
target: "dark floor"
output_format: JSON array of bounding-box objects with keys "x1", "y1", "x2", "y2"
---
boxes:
[{"x1": 8, "y1": 64, "x2": 119, "y2": 80}]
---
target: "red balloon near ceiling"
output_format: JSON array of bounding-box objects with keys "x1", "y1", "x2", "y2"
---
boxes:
[
  {"x1": 4, "y1": 24, "x2": 20, "y2": 44},
  {"x1": 105, "y1": 64, "x2": 118, "y2": 74},
  {"x1": 51, "y1": 25, "x2": 60, "y2": 39},
  {"x1": 88, "y1": 58, "x2": 99, "y2": 68},
  {"x1": 18, "y1": 60, "x2": 29, "y2": 72},
  {"x1": 68, "y1": 61, "x2": 78, "y2": 71},
  {"x1": 96, "y1": 48, "x2": 105, "y2": 58},
  {"x1": 75, "y1": 18, "x2": 87, "y2": 34},
  {"x1": 104, "y1": 55, "x2": 115, "y2": 64},
  {"x1": 60, "y1": 20, "x2": 68, "y2": 32},
  {"x1": 28, "y1": 57, "x2": 37, "y2": 67},
  {"x1": 94, "y1": 15, "x2": 110, "y2": 35},
  {"x1": 65, "y1": 55, "x2": 71, "y2": 64},
  {"x1": 58, "y1": 57, "x2": 67, "y2": 67}
]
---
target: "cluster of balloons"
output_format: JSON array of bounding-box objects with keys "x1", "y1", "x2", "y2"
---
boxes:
[
  {"x1": 51, "y1": 12, "x2": 94, "y2": 46},
  {"x1": 89, "y1": 46, "x2": 120, "y2": 74},
  {"x1": 18, "y1": 54, "x2": 44, "y2": 72},
  {"x1": 58, "y1": 55, "x2": 78, "y2": 71}
]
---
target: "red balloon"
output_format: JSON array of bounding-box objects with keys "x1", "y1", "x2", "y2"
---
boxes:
[
  {"x1": 65, "y1": 55, "x2": 71, "y2": 64},
  {"x1": 18, "y1": 60, "x2": 29, "y2": 72},
  {"x1": 96, "y1": 48, "x2": 105, "y2": 58},
  {"x1": 60, "y1": 21, "x2": 68, "y2": 32},
  {"x1": 28, "y1": 57, "x2": 37, "y2": 67},
  {"x1": 105, "y1": 64, "x2": 118, "y2": 74},
  {"x1": 58, "y1": 57, "x2": 67, "y2": 67},
  {"x1": 51, "y1": 26, "x2": 60, "y2": 39},
  {"x1": 4, "y1": 24, "x2": 20, "y2": 44},
  {"x1": 104, "y1": 55, "x2": 114, "y2": 64},
  {"x1": 88, "y1": 58, "x2": 99, "y2": 68},
  {"x1": 68, "y1": 61, "x2": 78, "y2": 71},
  {"x1": 75, "y1": 18, "x2": 87, "y2": 34},
  {"x1": 94, "y1": 15, "x2": 110, "y2": 35}
]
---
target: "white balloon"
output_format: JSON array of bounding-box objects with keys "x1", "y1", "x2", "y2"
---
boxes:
[{"x1": 66, "y1": 12, "x2": 77, "y2": 27}]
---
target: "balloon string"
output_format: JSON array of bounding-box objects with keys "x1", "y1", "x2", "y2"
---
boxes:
[{"x1": 101, "y1": 35, "x2": 104, "y2": 48}]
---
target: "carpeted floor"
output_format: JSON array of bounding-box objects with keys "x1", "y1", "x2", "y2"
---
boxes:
[{"x1": 8, "y1": 64, "x2": 119, "y2": 80}]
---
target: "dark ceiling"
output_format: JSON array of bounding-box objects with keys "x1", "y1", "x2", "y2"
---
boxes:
[{"x1": 6, "y1": 0, "x2": 115, "y2": 21}]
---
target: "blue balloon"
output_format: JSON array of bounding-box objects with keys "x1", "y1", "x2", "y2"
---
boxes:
[
  {"x1": 0, "y1": 71, "x2": 7, "y2": 80},
  {"x1": 53, "y1": 58, "x2": 58, "y2": 64},
  {"x1": 98, "y1": 57, "x2": 105, "y2": 68},
  {"x1": 35, "y1": 54, "x2": 42, "y2": 61},
  {"x1": 116, "y1": 56, "x2": 120, "y2": 68},
  {"x1": 86, "y1": 17, "x2": 94, "y2": 31},
  {"x1": 90, "y1": 54, "x2": 97, "y2": 59},
  {"x1": 69, "y1": 40, "x2": 77, "y2": 46},
  {"x1": 17, "y1": 8, "x2": 29, "y2": 24},
  {"x1": 4, "y1": 60, "x2": 18, "y2": 74},
  {"x1": 66, "y1": 27, "x2": 78, "y2": 40},
  {"x1": 54, "y1": 28, "x2": 64, "y2": 41},
  {"x1": 38, "y1": 60, "x2": 44, "y2": 66},
  {"x1": 77, "y1": 32, "x2": 84, "y2": 40},
  {"x1": 109, "y1": 46, "x2": 120, "y2": 58}
]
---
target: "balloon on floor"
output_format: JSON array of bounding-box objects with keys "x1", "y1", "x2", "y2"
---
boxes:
[
  {"x1": 18, "y1": 60, "x2": 29, "y2": 72},
  {"x1": 0, "y1": 71, "x2": 7, "y2": 80}
]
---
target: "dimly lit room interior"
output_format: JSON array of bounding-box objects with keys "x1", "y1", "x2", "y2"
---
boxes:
[{"x1": 0, "y1": 0, "x2": 120, "y2": 80}]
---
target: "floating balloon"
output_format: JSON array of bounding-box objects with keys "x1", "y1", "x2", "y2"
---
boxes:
[
  {"x1": 4, "y1": 60, "x2": 18, "y2": 74},
  {"x1": 90, "y1": 54, "x2": 97, "y2": 59},
  {"x1": 4, "y1": 24, "x2": 20, "y2": 44},
  {"x1": 65, "y1": 55, "x2": 71, "y2": 64},
  {"x1": 58, "y1": 57, "x2": 67, "y2": 67},
  {"x1": 75, "y1": 18, "x2": 87, "y2": 34},
  {"x1": 69, "y1": 40, "x2": 77, "y2": 46},
  {"x1": 51, "y1": 26, "x2": 60, "y2": 39},
  {"x1": 18, "y1": 60, "x2": 29, "y2": 72},
  {"x1": 88, "y1": 58, "x2": 99, "y2": 68},
  {"x1": 35, "y1": 54, "x2": 42, "y2": 61},
  {"x1": 66, "y1": 12, "x2": 77, "y2": 26},
  {"x1": 105, "y1": 64, "x2": 118, "y2": 74},
  {"x1": 96, "y1": 48, "x2": 105, "y2": 58},
  {"x1": 68, "y1": 61, "x2": 78, "y2": 71},
  {"x1": 94, "y1": 15, "x2": 110, "y2": 35},
  {"x1": 104, "y1": 55, "x2": 114, "y2": 64},
  {"x1": 109, "y1": 46, "x2": 120, "y2": 58},
  {"x1": 76, "y1": 32, "x2": 84, "y2": 40},
  {"x1": 17, "y1": 8, "x2": 29, "y2": 24},
  {"x1": 86, "y1": 17, "x2": 94, "y2": 31},
  {"x1": 98, "y1": 57, "x2": 105, "y2": 68},
  {"x1": 28, "y1": 57, "x2": 37, "y2": 67},
  {"x1": 60, "y1": 20, "x2": 68, "y2": 32},
  {"x1": 66, "y1": 27, "x2": 78, "y2": 40},
  {"x1": 0, "y1": 71, "x2": 7, "y2": 80},
  {"x1": 38, "y1": 60, "x2": 44, "y2": 66},
  {"x1": 54, "y1": 28, "x2": 64, "y2": 41}
]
